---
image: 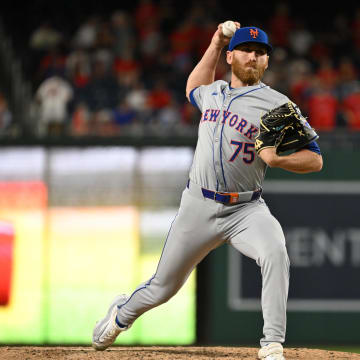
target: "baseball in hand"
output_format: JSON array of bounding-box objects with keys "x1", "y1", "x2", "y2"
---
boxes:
[{"x1": 222, "y1": 20, "x2": 236, "y2": 38}]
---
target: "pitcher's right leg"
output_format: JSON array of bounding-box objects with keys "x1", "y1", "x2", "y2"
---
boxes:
[
  {"x1": 117, "y1": 188, "x2": 224, "y2": 325},
  {"x1": 92, "y1": 188, "x2": 224, "y2": 350}
]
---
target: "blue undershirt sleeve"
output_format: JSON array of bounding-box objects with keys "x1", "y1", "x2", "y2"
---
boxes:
[
  {"x1": 299, "y1": 140, "x2": 321, "y2": 155},
  {"x1": 189, "y1": 87, "x2": 200, "y2": 110}
]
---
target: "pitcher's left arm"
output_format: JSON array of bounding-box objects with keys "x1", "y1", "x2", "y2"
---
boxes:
[{"x1": 259, "y1": 146, "x2": 323, "y2": 174}]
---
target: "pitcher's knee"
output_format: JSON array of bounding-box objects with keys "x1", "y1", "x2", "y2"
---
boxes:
[
  {"x1": 262, "y1": 244, "x2": 290, "y2": 269},
  {"x1": 148, "y1": 280, "x2": 181, "y2": 306}
]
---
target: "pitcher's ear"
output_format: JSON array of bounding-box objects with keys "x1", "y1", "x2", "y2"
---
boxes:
[{"x1": 226, "y1": 50, "x2": 233, "y2": 65}]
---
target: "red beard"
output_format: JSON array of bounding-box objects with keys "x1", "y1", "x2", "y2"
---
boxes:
[{"x1": 232, "y1": 60, "x2": 266, "y2": 86}]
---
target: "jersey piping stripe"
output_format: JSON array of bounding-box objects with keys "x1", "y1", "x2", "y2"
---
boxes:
[
  {"x1": 212, "y1": 125, "x2": 219, "y2": 191},
  {"x1": 219, "y1": 120, "x2": 228, "y2": 190},
  {"x1": 116, "y1": 212, "x2": 179, "y2": 314},
  {"x1": 215, "y1": 87, "x2": 226, "y2": 190},
  {"x1": 221, "y1": 87, "x2": 226, "y2": 101},
  {"x1": 216, "y1": 87, "x2": 226, "y2": 191},
  {"x1": 227, "y1": 85, "x2": 268, "y2": 108},
  {"x1": 219, "y1": 85, "x2": 267, "y2": 189}
]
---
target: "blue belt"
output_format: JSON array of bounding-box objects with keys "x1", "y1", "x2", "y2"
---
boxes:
[
  {"x1": 187, "y1": 180, "x2": 262, "y2": 205},
  {"x1": 201, "y1": 188, "x2": 262, "y2": 204}
]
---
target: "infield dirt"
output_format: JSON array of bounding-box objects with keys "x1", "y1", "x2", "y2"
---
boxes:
[{"x1": 1, "y1": 346, "x2": 360, "y2": 359}]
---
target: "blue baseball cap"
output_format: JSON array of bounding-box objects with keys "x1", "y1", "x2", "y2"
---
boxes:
[{"x1": 228, "y1": 26, "x2": 272, "y2": 53}]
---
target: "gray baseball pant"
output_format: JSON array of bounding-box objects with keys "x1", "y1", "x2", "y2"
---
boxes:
[{"x1": 117, "y1": 181, "x2": 290, "y2": 346}]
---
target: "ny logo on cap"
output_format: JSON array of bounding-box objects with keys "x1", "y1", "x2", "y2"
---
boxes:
[{"x1": 250, "y1": 28, "x2": 259, "y2": 39}]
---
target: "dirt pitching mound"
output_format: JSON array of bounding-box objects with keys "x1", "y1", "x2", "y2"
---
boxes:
[{"x1": 1, "y1": 346, "x2": 360, "y2": 359}]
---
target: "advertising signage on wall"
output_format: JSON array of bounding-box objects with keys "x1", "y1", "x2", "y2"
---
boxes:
[{"x1": 228, "y1": 181, "x2": 360, "y2": 312}]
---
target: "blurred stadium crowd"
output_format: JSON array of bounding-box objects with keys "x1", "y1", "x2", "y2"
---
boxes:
[{"x1": 1, "y1": 1, "x2": 360, "y2": 137}]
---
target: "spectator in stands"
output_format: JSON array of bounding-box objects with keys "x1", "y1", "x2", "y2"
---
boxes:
[
  {"x1": 181, "y1": 101, "x2": 199, "y2": 127},
  {"x1": 29, "y1": 22, "x2": 63, "y2": 51},
  {"x1": 110, "y1": 11, "x2": 136, "y2": 59},
  {"x1": 112, "y1": 99, "x2": 137, "y2": 133},
  {"x1": 66, "y1": 49, "x2": 91, "y2": 89},
  {"x1": 336, "y1": 57, "x2": 359, "y2": 100},
  {"x1": 92, "y1": 48, "x2": 114, "y2": 74},
  {"x1": 288, "y1": 59, "x2": 313, "y2": 112},
  {"x1": 306, "y1": 77, "x2": 338, "y2": 131},
  {"x1": 139, "y1": 20, "x2": 164, "y2": 68},
  {"x1": 268, "y1": 2, "x2": 293, "y2": 48},
  {"x1": 169, "y1": 17, "x2": 199, "y2": 74},
  {"x1": 342, "y1": 83, "x2": 360, "y2": 130},
  {"x1": 90, "y1": 109, "x2": 115, "y2": 136},
  {"x1": 35, "y1": 75, "x2": 73, "y2": 136},
  {"x1": 309, "y1": 34, "x2": 331, "y2": 64},
  {"x1": 72, "y1": 16, "x2": 100, "y2": 50},
  {"x1": 0, "y1": 93, "x2": 12, "y2": 136},
  {"x1": 35, "y1": 46, "x2": 67, "y2": 86},
  {"x1": 134, "y1": 0, "x2": 159, "y2": 35},
  {"x1": 95, "y1": 21, "x2": 115, "y2": 50},
  {"x1": 125, "y1": 80, "x2": 149, "y2": 122},
  {"x1": 263, "y1": 48, "x2": 290, "y2": 95},
  {"x1": 288, "y1": 19, "x2": 314, "y2": 57},
  {"x1": 146, "y1": 79, "x2": 171, "y2": 121},
  {"x1": 84, "y1": 59, "x2": 120, "y2": 112},
  {"x1": 336, "y1": 58, "x2": 360, "y2": 130},
  {"x1": 113, "y1": 49, "x2": 140, "y2": 89},
  {"x1": 70, "y1": 102, "x2": 90, "y2": 136},
  {"x1": 316, "y1": 58, "x2": 338, "y2": 89},
  {"x1": 157, "y1": 98, "x2": 181, "y2": 133},
  {"x1": 332, "y1": 14, "x2": 351, "y2": 55}
]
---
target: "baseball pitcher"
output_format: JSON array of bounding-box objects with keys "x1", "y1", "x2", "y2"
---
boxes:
[{"x1": 92, "y1": 22, "x2": 323, "y2": 360}]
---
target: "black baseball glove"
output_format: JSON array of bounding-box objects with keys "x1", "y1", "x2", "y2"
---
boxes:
[{"x1": 255, "y1": 102, "x2": 319, "y2": 154}]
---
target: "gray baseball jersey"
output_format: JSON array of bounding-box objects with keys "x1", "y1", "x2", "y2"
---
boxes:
[
  {"x1": 112, "y1": 80, "x2": 320, "y2": 347},
  {"x1": 189, "y1": 80, "x2": 289, "y2": 192}
]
